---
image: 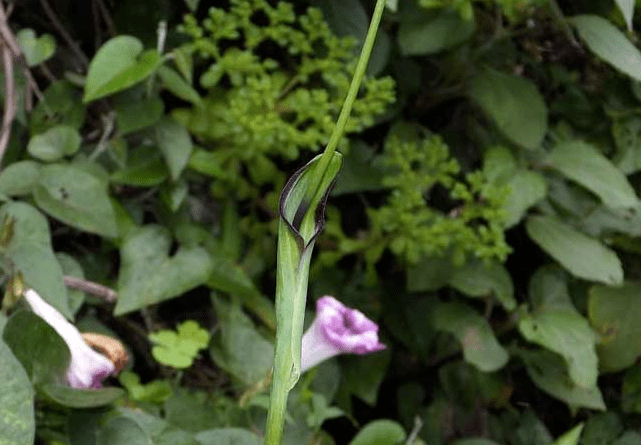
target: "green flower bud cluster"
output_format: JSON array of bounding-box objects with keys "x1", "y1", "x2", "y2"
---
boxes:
[{"x1": 175, "y1": 0, "x2": 395, "y2": 198}]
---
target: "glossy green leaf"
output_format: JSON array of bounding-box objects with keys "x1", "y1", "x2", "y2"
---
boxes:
[
  {"x1": 519, "y1": 309, "x2": 598, "y2": 388},
  {"x1": 348, "y1": 419, "x2": 406, "y2": 445},
  {"x1": 34, "y1": 163, "x2": 118, "y2": 238},
  {"x1": 195, "y1": 428, "x2": 261, "y2": 445},
  {"x1": 115, "y1": 225, "x2": 213, "y2": 315},
  {"x1": 588, "y1": 283, "x2": 641, "y2": 372},
  {"x1": 115, "y1": 95, "x2": 164, "y2": 135},
  {"x1": 3, "y1": 310, "x2": 70, "y2": 384},
  {"x1": 553, "y1": 424, "x2": 584, "y2": 445},
  {"x1": 210, "y1": 297, "x2": 273, "y2": 385},
  {"x1": 399, "y1": 10, "x2": 474, "y2": 55},
  {"x1": 110, "y1": 145, "x2": 169, "y2": 186},
  {"x1": 0, "y1": 202, "x2": 70, "y2": 318},
  {"x1": 0, "y1": 339, "x2": 34, "y2": 445},
  {"x1": 84, "y1": 36, "x2": 159, "y2": 102},
  {"x1": 0, "y1": 161, "x2": 40, "y2": 196},
  {"x1": 155, "y1": 116, "x2": 193, "y2": 180},
  {"x1": 572, "y1": 15, "x2": 641, "y2": 81},
  {"x1": 149, "y1": 321, "x2": 209, "y2": 369},
  {"x1": 16, "y1": 29, "x2": 55, "y2": 66},
  {"x1": 97, "y1": 416, "x2": 151, "y2": 445},
  {"x1": 432, "y1": 301, "x2": 508, "y2": 372},
  {"x1": 520, "y1": 349, "x2": 605, "y2": 410},
  {"x1": 548, "y1": 140, "x2": 638, "y2": 209},
  {"x1": 470, "y1": 68, "x2": 547, "y2": 149},
  {"x1": 157, "y1": 66, "x2": 203, "y2": 107},
  {"x1": 27, "y1": 126, "x2": 81, "y2": 162},
  {"x1": 448, "y1": 259, "x2": 516, "y2": 311},
  {"x1": 41, "y1": 383, "x2": 124, "y2": 408},
  {"x1": 526, "y1": 215, "x2": 623, "y2": 285},
  {"x1": 30, "y1": 80, "x2": 85, "y2": 136}
]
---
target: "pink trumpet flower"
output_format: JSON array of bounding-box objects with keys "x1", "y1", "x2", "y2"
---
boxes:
[
  {"x1": 300, "y1": 296, "x2": 385, "y2": 372},
  {"x1": 23, "y1": 288, "x2": 115, "y2": 388}
]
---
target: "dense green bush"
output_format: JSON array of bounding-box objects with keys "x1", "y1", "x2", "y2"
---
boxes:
[{"x1": 3, "y1": 0, "x2": 641, "y2": 444}]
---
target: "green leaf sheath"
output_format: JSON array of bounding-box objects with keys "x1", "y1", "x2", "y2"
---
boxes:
[{"x1": 265, "y1": 152, "x2": 342, "y2": 445}]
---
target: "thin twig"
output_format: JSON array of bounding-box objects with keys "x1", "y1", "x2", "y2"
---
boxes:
[
  {"x1": 39, "y1": 0, "x2": 89, "y2": 68},
  {"x1": 88, "y1": 111, "x2": 116, "y2": 161},
  {"x1": 0, "y1": 45, "x2": 16, "y2": 168},
  {"x1": 63, "y1": 276, "x2": 117, "y2": 303}
]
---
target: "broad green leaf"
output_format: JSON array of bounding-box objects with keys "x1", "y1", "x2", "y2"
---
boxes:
[
  {"x1": 399, "y1": 10, "x2": 474, "y2": 55},
  {"x1": 149, "y1": 320, "x2": 209, "y2": 369},
  {"x1": 503, "y1": 170, "x2": 548, "y2": 227},
  {"x1": 0, "y1": 339, "x2": 34, "y2": 445},
  {"x1": 519, "y1": 309, "x2": 598, "y2": 387},
  {"x1": 0, "y1": 202, "x2": 70, "y2": 318},
  {"x1": 115, "y1": 95, "x2": 164, "y2": 135},
  {"x1": 27, "y1": 125, "x2": 81, "y2": 162},
  {"x1": 34, "y1": 163, "x2": 118, "y2": 238},
  {"x1": 613, "y1": 117, "x2": 641, "y2": 174},
  {"x1": 519, "y1": 349, "x2": 605, "y2": 410},
  {"x1": 528, "y1": 265, "x2": 575, "y2": 311},
  {"x1": 432, "y1": 301, "x2": 508, "y2": 372},
  {"x1": 525, "y1": 215, "x2": 623, "y2": 285},
  {"x1": 554, "y1": 424, "x2": 584, "y2": 445},
  {"x1": 30, "y1": 80, "x2": 84, "y2": 136},
  {"x1": 84, "y1": 35, "x2": 159, "y2": 102},
  {"x1": 448, "y1": 259, "x2": 516, "y2": 311},
  {"x1": 157, "y1": 66, "x2": 203, "y2": 107},
  {"x1": 470, "y1": 68, "x2": 547, "y2": 149},
  {"x1": 348, "y1": 419, "x2": 406, "y2": 445},
  {"x1": 581, "y1": 413, "x2": 622, "y2": 445},
  {"x1": 572, "y1": 15, "x2": 641, "y2": 81},
  {"x1": 161, "y1": 179, "x2": 188, "y2": 212},
  {"x1": 41, "y1": 383, "x2": 124, "y2": 408},
  {"x1": 340, "y1": 350, "x2": 391, "y2": 405},
  {"x1": 548, "y1": 140, "x2": 638, "y2": 209},
  {"x1": 3, "y1": 310, "x2": 70, "y2": 384},
  {"x1": 195, "y1": 428, "x2": 261, "y2": 445},
  {"x1": 114, "y1": 225, "x2": 213, "y2": 315},
  {"x1": 97, "y1": 417, "x2": 151, "y2": 445},
  {"x1": 56, "y1": 253, "x2": 86, "y2": 315},
  {"x1": 0, "y1": 161, "x2": 40, "y2": 196},
  {"x1": 210, "y1": 297, "x2": 273, "y2": 385},
  {"x1": 155, "y1": 116, "x2": 193, "y2": 180},
  {"x1": 588, "y1": 283, "x2": 641, "y2": 372},
  {"x1": 615, "y1": 0, "x2": 635, "y2": 30},
  {"x1": 16, "y1": 29, "x2": 55, "y2": 66},
  {"x1": 110, "y1": 145, "x2": 169, "y2": 186}
]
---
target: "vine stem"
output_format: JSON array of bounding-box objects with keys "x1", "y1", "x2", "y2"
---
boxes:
[{"x1": 307, "y1": 0, "x2": 387, "y2": 206}]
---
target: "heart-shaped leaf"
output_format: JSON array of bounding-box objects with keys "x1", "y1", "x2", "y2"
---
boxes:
[
  {"x1": 16, "y1": 29, "x2": 56, "y2": 66},
  {"x1": 114, "y1": 225, "x2": 214, "y2": 315},
  {"x1": 84, "y1": 36, "x2": 160, "y2": 103},
  {"x1": 27, "y1": 126, "x2": 81, "y2": 162}
]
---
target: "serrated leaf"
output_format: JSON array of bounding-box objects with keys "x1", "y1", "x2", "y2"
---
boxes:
[
  {"x1": 432, "y1": 301, "x2": 508, "y2": 372},
  {"x1": 470, "y1": 68, "x2": 547, "y2": 149},
  {"x1": 16, "y1": 29, "x2": 55, "y2": 67},
  {"x1": 519, "y1": 309, "x2": 598, "y2": 388},
  {"x1": 34, "y1": 163, "x2": 118, "y2": 238},
  {"x1": 572, "y1": 15, "x2": 641, "y2": 81},
  {"x1": 27, "y1": 126, "x2": 81, "y2": 162},
  {"x1": 115, "y1": 225, "x2": 213, "y2": 315},
  {"x1": 520, "y1": 349, "x2": 605, "y2": 410},
  {"x1": 0, "y1": 339, "x2": 34, "y2": 445},
  {"x1": 84, "y1": 36, "x2": 159, "y2": 102},
  {"x1": 588, "y1": 283, "x2": 641, "y2": 372},
  {"x1": 155, "y1": 116, "x2": 193, "y2": 180},
  {"x1": 0, "y1": 202, "x2": 70, "y2": 318},
  {"x1": 548, "y1": 140, "x2": 638, "y2": 209},
  {"x1": 526, "y1": 215, "x2": 623, "y2": 285}
]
